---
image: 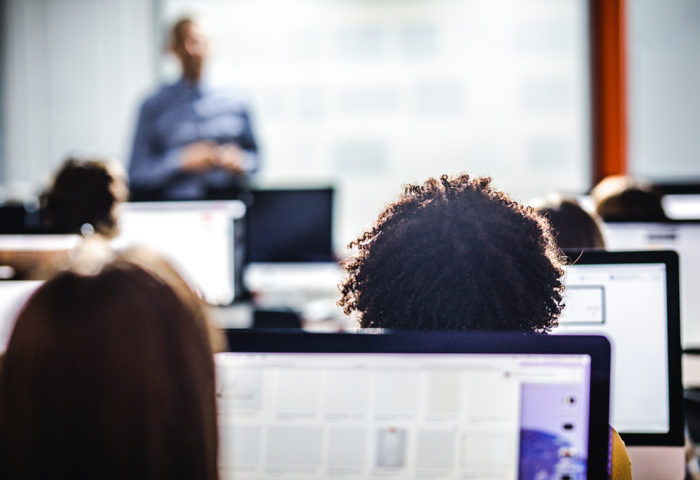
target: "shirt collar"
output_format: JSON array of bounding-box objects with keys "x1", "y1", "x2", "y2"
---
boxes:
[{"x1": 176, "y1": 77, "x2": 212, "y2": 96}]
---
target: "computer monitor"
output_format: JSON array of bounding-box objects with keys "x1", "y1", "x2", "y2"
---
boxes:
[
  {"x1": 0, "y1": 234, "x2": 81, "y2": 280},
  {"x1": 0, "y1": 280, "x2": 43, "y2": 352},
  {"x1": 575, "y1": 193, "x2": 700, "y2": 220},
  {"x1": 0, "y1": 234, "x2": 80, "y2": 251},
  {"x1": 0, "y1": 203, "x2": 44, "y2": 234},
  {"x1": 243, "y1": 188, "x2": 334, "y2": 263},
  {"x1": 662, "y1": 194, "x2": 700, "y2": 220},
  {"x1": 114, "y1": 201, "x2": 245, "y2": 305},
  {"x1": 218, "y1": 330, "x2": 611, "y2": 480},
  {"x1": 556, "y1": 250, "x2": 684, "y2": 479},
  {"x1": 601, "y1": 220, "x2": 700, "y2": 349}
]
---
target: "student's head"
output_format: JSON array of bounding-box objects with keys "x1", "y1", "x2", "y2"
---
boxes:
[
  {"x1": 339, "y1": 174, "x2": 565, "y2": 333},
  {"x1": 170, "y1": 16, "x2": 209, "y2": 81},
  {"x1": 43, "y1": 156, "x2": 128, "y2": 237},
  {"x1": 0, "y1": 261, "x2": 218, "y2": 480},
  {"x1": 591, "y1": 175, "x2": 668, "y2": 222},
  {"x1": 117, "y1": 245, "x2": 228, "y2": 353},
  {"x1": 532, "y1": 194, "x2": 606, "y2": 250}
]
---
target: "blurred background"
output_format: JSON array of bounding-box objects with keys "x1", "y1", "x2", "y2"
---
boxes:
[{"x1": 4, "y1": 0, "x2": 697, "y2": 250}]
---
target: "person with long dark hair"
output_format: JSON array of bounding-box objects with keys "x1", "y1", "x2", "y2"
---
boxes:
[{"x1": 0, "y1": 260, "x2": 219, "y2": 480}]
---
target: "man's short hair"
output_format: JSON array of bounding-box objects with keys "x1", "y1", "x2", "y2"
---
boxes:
[
  {"x1": 169, "y1": 16, "x2": 196, "y2": 48},
  {"x1": 339, "y1": 174, "x2": 565, "y2": 332},
  {"x1": 168, "y1": 15, "x2": 209, "y2": 50}
]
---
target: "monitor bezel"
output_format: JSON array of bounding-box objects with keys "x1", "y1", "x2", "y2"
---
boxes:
[
  {"x1": 224, "y1": 329, "x2": 611, "y2": 479},
  {"x1": 562, "y1": 249, "x2": 684, "y2": 447}
]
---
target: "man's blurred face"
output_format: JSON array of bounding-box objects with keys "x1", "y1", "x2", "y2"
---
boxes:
[{"x1": 172, "y1": 21, "x2": 209, "y2": 81}]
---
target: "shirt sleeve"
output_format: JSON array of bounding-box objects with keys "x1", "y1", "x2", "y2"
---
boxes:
[
  {"x1": 610, "y1": 427, "x2": 632, "y2": 480},
  {"x1": 127, "y1": 99, "x2": 185, "y2": 194},
  {"x1": 235, "y1": 106, "x2": 259, "y2": 174}
]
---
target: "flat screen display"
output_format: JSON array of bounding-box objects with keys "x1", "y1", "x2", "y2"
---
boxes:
[
  {"x1": 115, "y1": 201, "x2": 244, "y2": 305},
  {"x1": 555, "y1": 250, "x2": 683, "y2": 447},
  {"x1": 244, "y1": 189, "x2": 333, "y2": 263},
  {"x1": 557, "y1": 262, "x2": 668, "y2": 434},
  {"x1": 602, "y1": 221, "x2": 700, "y2": 348},
  {"x1": 216, "y1": 351, "x2": 592, "y2": 480}
]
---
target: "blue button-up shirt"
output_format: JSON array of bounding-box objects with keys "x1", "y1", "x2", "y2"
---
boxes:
[{"x1": 128, "y1": 79, "x2": 258, "y2": 199}]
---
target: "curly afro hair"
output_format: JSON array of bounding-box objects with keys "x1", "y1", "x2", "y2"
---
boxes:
[{"x1": 339, "y1": 174, "x2": 565, "y2": 333}]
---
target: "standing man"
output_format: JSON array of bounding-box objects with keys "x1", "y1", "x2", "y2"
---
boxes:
[{"x1": 128, "y1": 16, "x2": 258, "y2": 200}]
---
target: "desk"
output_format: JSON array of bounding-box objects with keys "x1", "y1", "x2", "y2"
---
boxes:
[{"x1": 215, "y1": 262, "x2": 352, "y2": 331}]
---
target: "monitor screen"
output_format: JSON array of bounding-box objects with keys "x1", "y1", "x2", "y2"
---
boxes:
[
  {"x1": 558, "y1": 262, "x2": 667, "y2": 433},
  {"x1": 555, "y1": 250, "x2": 683, "y2": 446},
  {"x1": 216, "y1": 340, "x2": 599, "y2": 479},
  {"x1": 244, "y1": 188, "x2": 333, "y2": 263},
  {"x1": 115, "y1": 201, "x2": 245, "y2": 305},
  {"x1": 0, "y1": 234, "x2": 80, "y2": 251},
  {"x1": 662, "y1": 194, "x2": 700, "y2": 220},
  {"x1": 602, "y1": 221, "x2": 700, "y2": 348}
]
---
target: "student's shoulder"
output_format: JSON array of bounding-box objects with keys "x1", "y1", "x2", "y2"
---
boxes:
[{"x1": 610, "y1": 427, "x2": 631, "y2": 480}]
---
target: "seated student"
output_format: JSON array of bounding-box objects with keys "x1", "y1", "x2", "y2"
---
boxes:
[
  {"x1": 66, "y1": 238, "x2": 228, "y2": 353},
  {"x1": 0, "y1": 156, "x2": 128, "y2": 280},
  {"x1": 0, "y1": 259, "x2": 219, "y2": 479},
  {"x1": 42, "y1": 155, "x2": 128, "y2": 237},
  {"x1": 591, "y1": 175, "x2": 668, "y2": 222},
  {"x1": 532, "y1": 194, "x2": 606, "y2": 250},
  {"x1": 117, "y1": 244, "x2": 228, "y2": 353},
  {"x1": 338, "y1": 174, "x2": 631, "y2": 479}
]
